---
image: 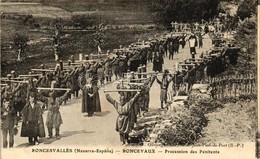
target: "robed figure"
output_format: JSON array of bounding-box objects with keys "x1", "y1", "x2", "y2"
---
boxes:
[
  {"x1": 80, "y1": 78, "x2": 94, "y2": 116},
  {"x1": 105, "y1": 92, "x2": 140, "y2": 144},
  {"x1": 21, "y1": 92, "x2": 45, "y2": 145},
  {"x1": 80, "y1": 76, "x2": 101, "y2": 117}
]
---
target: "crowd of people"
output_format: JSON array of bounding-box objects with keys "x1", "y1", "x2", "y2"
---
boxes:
[{"x1": 1, "y1": 20, "x2": 239, "y2": 147}]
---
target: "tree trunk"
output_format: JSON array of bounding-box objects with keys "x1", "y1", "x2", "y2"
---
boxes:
[{"x1": 17, "y1": 48, "x2": 21, "y2": 61}]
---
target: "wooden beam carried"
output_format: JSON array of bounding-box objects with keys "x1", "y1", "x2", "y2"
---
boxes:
[
  {"x1": 128, "y1": 82, "x2": 144, "y2": 85},
  {"x1": 37, "y1": 87, "x2": 71, "y2": 91},
  {"x1": 124, "y1": 72, "x2": 155, "y2": 75},
  {"x1": 179, "y1": 63, "x2": 196, "y2": 66},
  {"x1": 75, "y1": 59, "x2": 96, "y2": 63},
  {"x1": 19, "y1": 74, "x2": 42, "y2": 77},
  {"x1": 104, "y1": 89, "x2": 141, "y2": 93},
  {"x1": 126, "y1": 78, "x2": 148, "y2": 81},
  {"x1": 1, "y1": 77, "x2": 25, "y2": 80},
  {"x1": 31, "y1": 69, "x2": 55, "y2": 72},
  {"x1": 1, "y1": 80, "x2": 29, "y2": 83}
]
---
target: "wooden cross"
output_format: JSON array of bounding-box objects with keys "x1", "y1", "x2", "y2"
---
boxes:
[
  {"x1": 194, "y1": 22, "x2": 199, "y2": 30},
  {"x1": 114, "y1": 81, "x2": 144, "y2": 86},
  {"x1": 37, "y1": 87, "x2": 71, "y2": 91},
  {"x1": 104, "y1": 89, "x2": 141, "y2": 93},
  {"x1": 124, "y1": 72, "x2": 154, "y2": 75},
  {"x1": 63, "y1": 62, "x2": 82, "y2": 66},
  {"x1": 1, "y1": 80, "x2": 29, "y2": 83},
  {"x1": 37, "y1": 81, "x2": 71, "y2": 91},
  {"x1": 128, "y1": 82, "x2": 144, "y2": 85},
  {"x1": 75, "y1": 59, "x2": 96, "y2": 63},
  {"x1": 171, "y1": 21, "x2": 178, "y2": 29},
  {"x1": 31, "y1": 69, "x2": 55, "y2": 72},
  {"x1": 126, "y1": 78, "x2": 148, "y2": 81},
  {"x1": 19, "y1": 74, "x2": 42, "y2": 77},
  {"x1": 1, "y1": 77, "x2": 25, "y2": 80},
  {"x1": 179, "y1": 63, "x2": 196, "y2": 67}
]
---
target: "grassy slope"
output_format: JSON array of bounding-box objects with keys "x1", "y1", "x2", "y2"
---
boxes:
[
  {"x1": 1, "y1": 1, "x2": 156, "y2": 76},
  {"x1": 197, "y1": 15, "x2": 257, "y2": 144}
]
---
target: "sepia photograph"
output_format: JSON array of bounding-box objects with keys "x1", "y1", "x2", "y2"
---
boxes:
[{"x1": 0, "y1": 0, "x2": 258, "y2": 159}]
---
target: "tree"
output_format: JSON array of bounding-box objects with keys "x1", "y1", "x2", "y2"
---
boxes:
[
  {"x1": 53, "y1": 19, "x2": 63, "y2": 61},
  {"x1": 151, "y1": 0, "x2": 220, "y2": 27},
  {"x1": 236, "y1": 0, "x2": 257, "y2": 20},
  {"x1": 13, "y1": 33, "x2": 29, "y2": 61},
  {"x1": 92, "y1": 24, "x2": 107, "y2": 54}
]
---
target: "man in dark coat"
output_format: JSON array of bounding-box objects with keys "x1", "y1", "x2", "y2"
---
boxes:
[
  {"x1": 173, "y1": 37, "x2": 180, "y2": 54},
  {"x1": 21, "y1": 92, "x2": 45, "y2": 145},
  {"x1": 1, "y1": 98, "x2": 18, "y2": 148},
  {"x1": 168, "y1": 40, "x2": 174, "y2": 60},
  {"x1": 153, "y1": 52, "x2": 163, "y2": 72}
]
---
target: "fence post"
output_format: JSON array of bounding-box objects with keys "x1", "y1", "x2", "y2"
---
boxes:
[
  {"x1": 234, "y1": 74, "x2": 239, "y2": 97},
  {"x1": 250, "y1": 74, "x2": 253, "y2": 94},
  {"x1": 220, "y1": 76, "x2": 224, "y2": 98},
  {"x1": 217, "y1": 77, "x2": 221, "y2": 99}
]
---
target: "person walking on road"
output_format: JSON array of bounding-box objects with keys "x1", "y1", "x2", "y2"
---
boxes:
[
  {"x1": 20, "y1": 92, "x2": 45, "y2": 145},
  {"x1": 1, "y1": 97, "x2": 18, "y2": 148},
  {"x1": 188, "y1": 33, "x2": 198, "y2": 60}
]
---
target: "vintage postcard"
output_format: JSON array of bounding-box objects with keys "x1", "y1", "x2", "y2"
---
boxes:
[{"x1": 0, "y1": 0, "x2": 258, "y2": 159}]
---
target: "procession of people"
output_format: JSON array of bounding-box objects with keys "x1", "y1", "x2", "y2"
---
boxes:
[{"x1": 1, "y1": 19, "x2": 238, "y2": 147}]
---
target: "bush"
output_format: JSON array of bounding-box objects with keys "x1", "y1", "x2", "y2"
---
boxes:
[
  {"x1": 236, "y1": 0, "x2": 256, "y2": 20},
  {"x1": 159, "y1": 104, "x2": 208, "y2": 146},
  {"x1": 71, "y1": 14, "x2": 98, "y2": 29},
  {"x1": 151, "y1": 0, "x2": 220, "y2": 26}
]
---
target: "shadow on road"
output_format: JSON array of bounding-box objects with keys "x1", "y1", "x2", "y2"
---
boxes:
[
  {"x1": 43, "y1": 130, "x2": 95, "y2": 144},
  {"x1": 16, "y1": 130, "x2": 95, "y2": 147},
  {"x1": 94, "y1": 111, "x2": 111, "y2": 117}
]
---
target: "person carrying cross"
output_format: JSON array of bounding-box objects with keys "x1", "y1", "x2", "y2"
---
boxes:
[{"x1": 105, "y1": 91, "x2": 140, "y2": 145}]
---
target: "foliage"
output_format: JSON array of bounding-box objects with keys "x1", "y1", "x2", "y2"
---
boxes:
[
  {"x1": 71, "y1": 14, "x2": 98, "y2": 29},
  {"x1": 92, "y1": 24, "x2": 107, "y2": 49},
  {"x1": 159, "y1": 101, "x2": 208, "y2": 146},
  {"x1": 13, "y1": 33, "x2": 29, "y2": 61},
  {"x1": 13, "y1": 33, "x2": 29, "y2": 52},
  {"x1": 158, "y1": 94, "x2": 224, "y2": 146},
  {"x1": 234, "y1": 15, "x2": 257, "y2": 72},
  {"x1": 236, "y1": 0, "x2": 257, "y2": 20},
  {"x1": 151, "y1": 0, "x2": 220, "y2": 26}
]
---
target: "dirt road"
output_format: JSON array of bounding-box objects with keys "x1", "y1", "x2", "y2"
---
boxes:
[{"x1": 11, "y1": 34, "x2": 212, "y2": 148}]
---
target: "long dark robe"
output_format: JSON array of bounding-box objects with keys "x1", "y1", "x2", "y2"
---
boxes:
[
  {"x1": 81, "y1": 85, "x2": 94, "y2": 114},
  {"x1": 93, "y1": 86, "x2": 101, "y2": 112},
  {"x1": 21, "y1": 102, "x2": 45, "y2": 138}
]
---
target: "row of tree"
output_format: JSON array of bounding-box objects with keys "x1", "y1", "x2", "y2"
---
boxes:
[{"x1": 151, "y1": 0, "x2": 257, "y2": 27}]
